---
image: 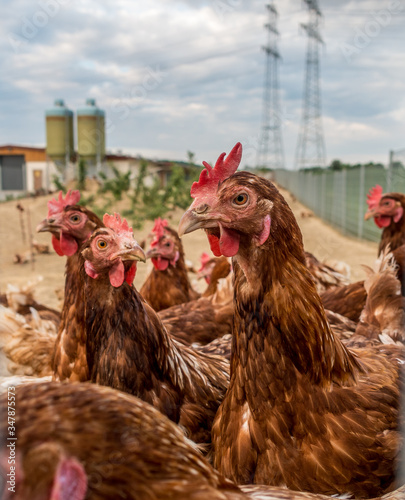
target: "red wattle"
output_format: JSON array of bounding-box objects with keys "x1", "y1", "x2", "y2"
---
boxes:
[
  {"x1": 152, "y1": 257, "x2": 170, "y2": 271},
  {"x1": 109, "y1": 260, "x2": 125, "y2": 288},
  {"x1": 60, "y1": 233, "x2": 78, "y2": 256},
  {"x1": 207, "y1": 233, "x2": 222, "y2": 257},
  {"x1": 219, "y1": 224, "x2": 240, "y2": 258},
  {"x1": 125, "y1": 262, "x2": 137, "y2": 285},
  {"x1": 52, "y1": 235, "x2": 64, "y2": 256},
  {"x1": 375, "y1": 216, "x2": 391, "y2": 228}
]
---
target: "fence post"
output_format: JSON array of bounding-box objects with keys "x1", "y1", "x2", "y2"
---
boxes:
[
  {"x1": 357, "y1": 164, "x2": 365, "y2": 239},
  {"x1": 321, "y1": 172, "x2": 326, "y2": 219},
  {"x1": 341, "y1": 168, "x2": 347, "y2": 234}
]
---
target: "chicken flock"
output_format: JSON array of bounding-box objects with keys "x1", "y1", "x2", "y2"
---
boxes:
[{"x1": 0, "y1": 142, "x2": 404, "y2": 500}]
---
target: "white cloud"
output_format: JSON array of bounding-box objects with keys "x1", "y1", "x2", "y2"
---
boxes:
[{"x1": 0, "y1": 0, "x2": 404, "y2": 168}]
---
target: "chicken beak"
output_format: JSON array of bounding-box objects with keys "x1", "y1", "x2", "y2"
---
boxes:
[
  {"x1": 145, "y1": 247, "x2": 158, "y2": 259},
  {"x1": 36, "y1": 218, "x2": 58, "y2": 233},
  {"x1": 178, "y1": 208, "x2": 222, "y2": 236},
  {"x1": 364, "y1": 208, "x2": 377, "y2": 221},
  {"x1": 114, "y1": 242, "x2": 146, "y2": 263}
]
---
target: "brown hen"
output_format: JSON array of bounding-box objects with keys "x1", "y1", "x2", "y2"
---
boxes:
[
  {"x1": 320, "y1": 243, "x2": 405, "y2": 323},
  {"x1": 81, "y1": 213, "x2": 230, "y2": 446},
  {"x1": 179, "y1": 143, "x2": 404, "y2": 498},
  {"x1": 140, "y1": 217, "x2": 199, "y2": 311},
  {"x1": 37, "y1": 190, "x2": 103, "y2": 382}
]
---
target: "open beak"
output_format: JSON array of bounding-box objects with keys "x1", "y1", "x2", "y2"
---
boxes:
[
  {"x1": 111, "y1": 241, "x2": 146, "y2": 263},
  {"x1": 36, "y1": 214, "x2": 65, "y2": 233},
  {"x1": 36, "y1": 218, "x2": 57, "y2": 233},
  {"x1": 145, "y1": 247, "x2": 159, "y2": 259},
  {"x1": 364, "y1": 208, "x2": 377, "y2": 221},
  {"x1": 145, "y1": 248, "x2": 159, "y2": 259},
  {"x1": 178, "y1": 209, "x2": 222, "y2": 237}
]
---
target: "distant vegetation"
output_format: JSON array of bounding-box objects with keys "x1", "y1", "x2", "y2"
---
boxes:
[
  {"x1": 300, "y1": 159, "x2": 404, "y2": 173},
  {"x1": 255, "y1": 159, "x2": 404, "y2": 174},
  {"x1": 74, "y1": 156, "x2": 201, "y2": 230}
]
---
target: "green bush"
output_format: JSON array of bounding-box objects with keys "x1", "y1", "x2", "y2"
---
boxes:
[
  {"x1": 79, "y1": 155, "x2": 201, "y2": 230},
  {"x1": 77, "y1": 159, "x2": 87, "y2": 191}
]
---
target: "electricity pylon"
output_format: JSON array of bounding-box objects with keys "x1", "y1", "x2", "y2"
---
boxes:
[
  {"x1": 294, "y1": 0, "x2": 326, "y2": 169},
  {"x1": 257, "y1": 2, "x2": 285, "y2": 170}
]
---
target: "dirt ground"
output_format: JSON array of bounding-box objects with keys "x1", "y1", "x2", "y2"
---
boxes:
[{"x1": 0, "y1": 183, "x2": 378, "y2": 310}]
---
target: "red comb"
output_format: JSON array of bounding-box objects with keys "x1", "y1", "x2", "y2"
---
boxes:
[
  {"x1": 366, "y1": 185, "x2": 383, "y2": 210},
  {"x1": 103, "y1": 213, "x2": 133, "y2": 236},
  {"x1": 151, "y1": 217, "x2": 168, "y2": 247},
  {"x1": 47, "y1": 190, "x2": 80, "y2": 217},
  {"x1": 190, "y1": 142, "x2": 242, "y2": 200}
]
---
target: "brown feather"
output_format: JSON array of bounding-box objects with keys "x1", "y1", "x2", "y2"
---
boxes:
[
  {"x1": 82, "y1": 230, "x2": 230, "y2": 447},
  {"x1": 50, "y1": 206, "x2": 103, "y2": 382},
  {"x1": 4, "y1": 381, "x2": 403, "y2": 499}
]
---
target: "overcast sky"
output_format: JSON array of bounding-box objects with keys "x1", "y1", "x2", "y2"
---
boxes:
[{"x1": 1, "y1": 0, "x2": 404, "y2": 169}]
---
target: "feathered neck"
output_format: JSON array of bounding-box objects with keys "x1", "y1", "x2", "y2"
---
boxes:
[
  {"x1": 231, "y1": 188, "x2": 361, "y2": 389},
  {"x1": 380, "y1": 219, "x2": 405, "y2": 254},
  {"x1": 83, "y1": 268, "x2": 186, "y2": 397}
]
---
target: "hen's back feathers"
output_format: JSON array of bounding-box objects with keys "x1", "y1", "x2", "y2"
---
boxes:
[
  {"x1": 0, "y1": 305, "x2": 56, "y2": 377},
  {"x1": 355, "y1": 247, "x2": 405, "y2": 343},
  {"x1": 159, "y1": 274, "x2": 234, "y2": 346},
  {"x1": 305, "y1": 251, "x2": 350, "y2": 294},
  {"x1": 3, "y1": 381, "x2": 404, "y2": 500}
]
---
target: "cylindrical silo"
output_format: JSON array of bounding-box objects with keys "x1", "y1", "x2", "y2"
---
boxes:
[
  {"x1": 77, "y1": 99, "x2": 105, "y2": 167},
  {"x1": 45, "y1": 99, "x2": 74, "y2": 163}
]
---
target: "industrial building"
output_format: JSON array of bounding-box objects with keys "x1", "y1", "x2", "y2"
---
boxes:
[
  {"x1": 0, "y1": 145, "x2": 58, "y2": 200},
  {"x1": 0, "y1": 98, "x2": 194, "y2": 201}
]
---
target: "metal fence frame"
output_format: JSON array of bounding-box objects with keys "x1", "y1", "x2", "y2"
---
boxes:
[{"x1": 271, "y1": 149, "x2": 405, "y2": 243}]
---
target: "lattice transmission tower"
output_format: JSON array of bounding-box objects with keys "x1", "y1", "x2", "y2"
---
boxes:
[
  {"x1": 257, "y1": 2, "x2": 285, "y2": 170},
  {"x1": 294, "y1": 0, "x2": 326, "y2": 169}
]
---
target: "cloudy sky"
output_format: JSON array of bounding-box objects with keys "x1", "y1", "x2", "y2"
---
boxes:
[{"x1": 1, "y1": 0, "x2": 404, "y2": 169}]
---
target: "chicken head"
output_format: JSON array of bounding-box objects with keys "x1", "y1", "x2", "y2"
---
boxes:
[
  {"x1": 364, "y1": 184, "x2": 404, "y2": 229},
  {"x1": 146, "y1": 218, "x2": 181, "y2": 271},
  {"x1": 179, "y1": 143, "x2": 272, "y2": 258},
  {"x1": 82, "y1": 213, "x2": 145, "y2": 288},
  {"x1": 37, "y1": 190, "x2": 101, "y2": 257}
]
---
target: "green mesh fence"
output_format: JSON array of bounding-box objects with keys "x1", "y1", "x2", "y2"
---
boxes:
[{"x1": 272, "y1": 150, "x2": 405, "y2": 243}]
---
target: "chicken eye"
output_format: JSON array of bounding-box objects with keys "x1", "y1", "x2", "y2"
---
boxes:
[
  {"x1": 97, "y1": 240, "x2": 107, "y2": 249},
  {"x1": 165, "y1": 242, "x2": 171, "y2": 247},
  {"x1": 70, "y1": 214, "x2": 81, "y2": 224},
  {"x1": 233, "y1": 193, "x2": 248, "y2": 206}
]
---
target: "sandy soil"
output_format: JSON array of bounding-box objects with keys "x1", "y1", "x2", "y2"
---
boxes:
[{"x1": 0, "y1": 183, "x2": 378, "y2": 310}]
